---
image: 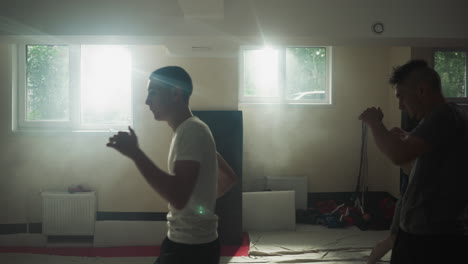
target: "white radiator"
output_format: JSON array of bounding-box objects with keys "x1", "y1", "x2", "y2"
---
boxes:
[{"x1": 41, "y1": 191, "x2": 96, "y2": 236}]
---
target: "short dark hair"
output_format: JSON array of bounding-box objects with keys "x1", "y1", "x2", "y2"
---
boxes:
[
  {"x1": 149, "y1": 66, "x2": 193, "y2": 99},
  {"x1": 389, "y1": 59, "x2": 442, "y2": 92}
]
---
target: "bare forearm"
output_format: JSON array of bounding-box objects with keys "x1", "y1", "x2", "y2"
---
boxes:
[
  {"x1": 107, "y1": 128, "x2": 193, "y2": 209},
  {"x1": 367, "y1": 234, "x2": 395, "y2": 264},
  {"x1": 400, "y1": 160, "x2": 414, "y2": 175},
  {"x1": 217, "y1": 153, "x2": 238, "y2": 198},
  {"x1": 217, "y1": 177, "x2": 236, "y2": 198},
  {"x1": 368, "y1": 122, "x2": 406, "y2": 165},
  {"x1": 131, "y1": 149, "x2": 178, "y2": 205}
]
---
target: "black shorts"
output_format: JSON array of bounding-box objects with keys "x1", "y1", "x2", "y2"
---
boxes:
[
  {"x1": 154, "y1": 237, "x2": 220, "y2": 264},
  {"x1": 390, "y1": 228, "x2": 467, "y2": 264}
]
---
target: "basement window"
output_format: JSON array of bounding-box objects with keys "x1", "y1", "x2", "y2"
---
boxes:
[
  {"x1": 239, "y1": 46, "x2": 332, "y2": 105},
  {"x1": 15, "y1": 44, "x2": 132, "y2": 132},
  {"x1": 433, "y1": 49, "x2": 467, "y2": 104}
]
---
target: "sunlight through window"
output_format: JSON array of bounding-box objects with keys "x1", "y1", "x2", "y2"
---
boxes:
[
  {"x1": 241, "y1": 46, "x2": 331, "y2": 104},
  {"x1": 81, "y1": 45, "x2": 132, "y2": 126},
  {"x1": 243, "y1": 47, "x2": 280, "y2": 98}
]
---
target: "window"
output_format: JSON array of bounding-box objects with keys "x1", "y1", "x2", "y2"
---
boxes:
[
  {"x1": 16, "y1": 44, "x2": 132, "y2": 131},
  {"x1": 433, "y1": 50, "x2": 467, "y2": 103},
  {"x1": 240, "y1": 46, "x2": 332, "y2": 104}
]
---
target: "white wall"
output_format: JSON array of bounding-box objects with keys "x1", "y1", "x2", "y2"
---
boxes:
[
  {"x1": 0, "y1": 0, "x2": 465, "y2": 224},
  {"x1": 241, "y1": 46, "x2": 406, "y2": 194},
  {"x1": 0, "y1": 44, "x2": 238, "y2": 224},
  {"x1": 1, "y1": 43, "x2": 406, "y2": 224}
]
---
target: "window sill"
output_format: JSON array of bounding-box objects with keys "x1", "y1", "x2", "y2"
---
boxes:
[
  {"x1": 238, "y1": 102, "x2": 334, "y2": 107},
  {"x1": 10, "y1": 129, "x2": 122, "y2": 136}
]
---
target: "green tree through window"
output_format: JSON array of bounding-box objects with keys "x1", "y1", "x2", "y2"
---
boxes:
[
  {"x1": 434, "y1": 51, "x2": 467, "y2": 98},
  {"x1": 241, "y1": 46, "x2": 330, "y2": 104},
  {"x1": 286, "y1": 47, "x2": 327, "y2": 98},
  {"x1": 26, "y1": 45, "x2": 70, "y2": 121}
]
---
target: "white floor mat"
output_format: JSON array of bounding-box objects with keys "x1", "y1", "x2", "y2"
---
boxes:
[
  {"x1": 0, "y1": 224, "x2": 392, "y2": 264},
  {"x1": 246, "y1": 224, "x2": 391, "y2": 263}
]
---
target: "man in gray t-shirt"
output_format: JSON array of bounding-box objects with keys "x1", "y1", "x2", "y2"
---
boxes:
[
  {"x1": 359, "y1": 60, "x2": 468, "y2": 264},
  {"x1": 401, "y1": 102, "x2": 468, "y2": 235}
]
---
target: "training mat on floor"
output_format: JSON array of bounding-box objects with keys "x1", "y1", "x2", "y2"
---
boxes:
[
  {"x1": 1, "y1": 226, "x2": 391, "y2": 263},
  {"x1": 246, "y1": 224, "x2": 391, "y2": 263}
]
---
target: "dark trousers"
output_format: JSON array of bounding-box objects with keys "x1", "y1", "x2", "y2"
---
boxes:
[
  {"x1": 154, "y1": 237, "x2": 220, "y2": 264},
  {"x1": 390, "y1": 228, "x2": 467, "y2": 264}
]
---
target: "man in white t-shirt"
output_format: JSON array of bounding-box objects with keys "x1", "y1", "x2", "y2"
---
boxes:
[{"x1": 107, "y1": 66, "x2": 237, "y2": 264}]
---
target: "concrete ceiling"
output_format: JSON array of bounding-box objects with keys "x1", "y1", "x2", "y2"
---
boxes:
[
  {"x1": 0, "y1": 0, "x2": 467, "y2": 56},
  {"x1": 177, "y1": 0, "x2": 224, "y2": 19}
]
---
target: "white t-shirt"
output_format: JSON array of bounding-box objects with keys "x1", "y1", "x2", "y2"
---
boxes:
[{"x1": 166, "y1": 116, "x2": 219, "y2": 244}]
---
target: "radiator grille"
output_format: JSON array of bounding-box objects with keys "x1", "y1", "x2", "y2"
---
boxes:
[{"x1": 41, "y1": 191, "x2": 96, "y2": 236}]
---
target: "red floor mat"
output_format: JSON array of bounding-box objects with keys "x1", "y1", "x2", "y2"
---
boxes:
[{"x1": 0, "y1": 233, "x2": 250, "y2": 257}]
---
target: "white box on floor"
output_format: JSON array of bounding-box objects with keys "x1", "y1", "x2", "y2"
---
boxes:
[
  {"x1": 242, "y1": 191, "x2": 295, "y2": 232},
  {"x1": 266, "y1": 176, "x2": 308, "y2": 210},
  {"x1": 93, "y1": 221, "x2": 167, "y2": 247}
]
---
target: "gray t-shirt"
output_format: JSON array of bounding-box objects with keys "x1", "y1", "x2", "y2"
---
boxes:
[{"x1": 399, "y1": 103, "x2": 468, "y2": 235}]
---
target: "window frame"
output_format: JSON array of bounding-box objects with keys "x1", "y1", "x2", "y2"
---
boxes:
[
  {"x1": 239, "y1": 45, "x2": 332, "y2": 105},
  {"x1": 15, "y1": 43, "x2": 133, "y2": 132},
  {"x1": 432, "y1": 48, "x2": 468, "y2": 104}
]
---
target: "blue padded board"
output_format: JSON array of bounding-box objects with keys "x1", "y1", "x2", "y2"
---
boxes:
[{"x1": 193, "y1": 110, "x2": 243, "y2": 244}]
